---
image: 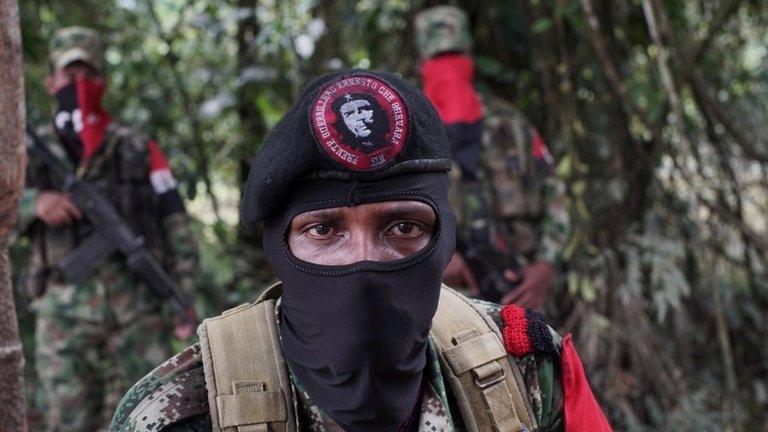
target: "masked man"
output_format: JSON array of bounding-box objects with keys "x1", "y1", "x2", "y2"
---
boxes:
[
  {"x1": 415, "y1": 6, "x2": 571, "y2": 309},
  {"x1": 110, "y1": 70, "x2": 609, "y2": 432},
  {"x1": 18, "y1": 27, "x2": 199, "y2": 431}
]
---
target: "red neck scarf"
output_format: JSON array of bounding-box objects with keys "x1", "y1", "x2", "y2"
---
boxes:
[
  {"x1": 75, "y1": 77, "x2": 112, "y2": 161},
  {"x1": 420, "y1": 53, "x2": 483, "y2": 124}
]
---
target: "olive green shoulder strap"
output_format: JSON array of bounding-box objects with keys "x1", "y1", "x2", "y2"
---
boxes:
[
  {"x1": 430, "y1": 286, "x2": 537, "y2": 432},
  {"x1": 197, "y1": 282, "x2": 296, "y2": 432}
]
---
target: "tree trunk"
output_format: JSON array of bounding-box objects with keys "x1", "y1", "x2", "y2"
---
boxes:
[{"x1": 0, "y1": 0, "x2": 28, "y2": 430}]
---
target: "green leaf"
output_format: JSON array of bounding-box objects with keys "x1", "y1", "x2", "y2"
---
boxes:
[
  {"x1": 580, "y1": 277, "x2": 597, "y2": 303},
  {"x1": 567, "y1": 271, "x2": 580, "y2": 296},
  {"x1": 556, "y1": 154, "x2": 573, "y2": 177},
  {"x1": 532, "y1": 18, "x2": 553, "y2": 34},
  {"x1": 572, "y1": 180, "x2": 587, "y2": 196},
  {"x1": 475, "y1": 55, "x2": 504, "y2": 77}
]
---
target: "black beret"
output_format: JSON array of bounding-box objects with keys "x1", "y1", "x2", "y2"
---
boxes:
[{"x1": 241, "y1": 69, "x2": 451, "y2": 225}]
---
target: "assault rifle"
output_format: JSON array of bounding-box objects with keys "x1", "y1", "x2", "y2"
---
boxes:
[
  {"x1": 456, "y1": 233, "x2": 522, "y2": 304},
  {"x1": 26, "y1": 125, "x2": 194, "y2": 323}
]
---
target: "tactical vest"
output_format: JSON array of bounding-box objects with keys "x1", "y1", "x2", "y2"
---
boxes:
[
  {"x1": 33, "y1": 124, "x2": 167, "y2": 275},
  {"x1": 450, "y1": 98, "x2": 548, "y2": 259},
  {"x1": 197, "y1": 284, "x2": 538, "y2": 432},
  {"x1": 481, "y1": 108, "x2": 543, "y2": 220}
]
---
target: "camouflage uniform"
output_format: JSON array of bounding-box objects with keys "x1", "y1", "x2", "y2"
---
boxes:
[
  {"x1": 416, "y1": 6, "x2": 570, "y2": 272},
  {"x1": 19, "y1": 28, "x2": 199, "y2": 432},
  {"x1": 457, "y1": 97, "x2": 569, "y2": 267},
  {"x1": 109, "y1": 299, "x2": 565, "y2": 432}
]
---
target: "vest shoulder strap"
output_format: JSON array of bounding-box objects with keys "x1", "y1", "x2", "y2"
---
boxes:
[
  {"x1": 430, "y1": 286, "x2": 537, "y2": 432},
  {"x1": 198, "y1": 284, "x2": 535, "y2": 432},
  {"x1": 197, "y1": 292, "x2": 296, "y2": 432}
]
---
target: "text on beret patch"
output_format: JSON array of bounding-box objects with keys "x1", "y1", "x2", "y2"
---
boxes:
[{"x1": 310, "y1": 75, "x2": 409, "y2": 171}]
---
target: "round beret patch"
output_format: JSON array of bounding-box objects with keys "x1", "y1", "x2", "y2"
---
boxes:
[{"x1": 309, "y1": 74, "x2": 410, "y2": 171}]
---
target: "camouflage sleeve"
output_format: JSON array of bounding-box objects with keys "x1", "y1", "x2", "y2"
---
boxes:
[
  {"x1": 16, "y1": 137, "x2": 51, "y2": 234},
  {"x1": 537, "y1": 175, "x2": 570, "y2": 265},
  {"x1": 142, "y1": 138, "x2": 200, "y2": 298},
  {"x1": 530, "y1": 130, "x2": 570, "y2": 266},
  {"x1": 110, "y1": 344, "x2": 212, "y2": 432},
  {"x1": 472, "y1": 299, "x2": 565, "y2": 431},
  {"x1": 162, "y1": 212, "x2": 199, "y2": 298},
  {"x1": 16, "y1": 187, "x2": 39, "y2": 234}
]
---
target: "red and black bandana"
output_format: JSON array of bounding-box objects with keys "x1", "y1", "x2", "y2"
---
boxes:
[
  {"x1": 310, "y1": 75, "x2": 410, "y2": 172},
  {"x1": 53, "y1": 77, "x2": 112, "y2": 162}
]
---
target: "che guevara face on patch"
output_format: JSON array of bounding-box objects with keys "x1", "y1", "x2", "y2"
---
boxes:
[{"x1": 310, "y1": 74, "x2": 410, "y2": 172}]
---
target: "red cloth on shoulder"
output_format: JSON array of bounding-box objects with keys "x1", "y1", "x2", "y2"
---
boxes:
[
  {"x1": 147, "y1": 140, "x2": 171, "y2": 171},
  {"x1": 561, "y1": 334, "x2": 612, "y2": 432},
  {"x1": 420, "y1": 53, "x2": 483, "y2": 124}
]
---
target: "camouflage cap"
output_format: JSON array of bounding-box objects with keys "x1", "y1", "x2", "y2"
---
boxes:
[
  {"x1": 49, "y1": 26, "x2": 105, "y2": 72},
  {"x1": 414, "y1": 6, "x2": 472, "y2": 60}
]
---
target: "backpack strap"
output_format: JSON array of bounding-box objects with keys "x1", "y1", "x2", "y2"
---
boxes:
[
  {"x1": 197, "y1": 288, "x2": 296, "y2": 432},
  {"x1": 255, "y1": 281, "x2": 284, "y2": 303},
  {"x1": 430, "y1": 286, "x2": 537, "y2": 432}
]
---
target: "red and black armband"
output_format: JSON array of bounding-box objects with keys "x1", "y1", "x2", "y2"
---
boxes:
[{"x1": 500, "y1": 304, "x2": 558, "y2": 357}]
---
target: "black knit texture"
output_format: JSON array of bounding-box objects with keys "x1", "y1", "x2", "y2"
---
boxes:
[
  {"x1": 241, "y1": 69, "x2": 450, "y2": 225},
  {"x1": 525, "y1": 308, "x2": 557, "y2": 356}
]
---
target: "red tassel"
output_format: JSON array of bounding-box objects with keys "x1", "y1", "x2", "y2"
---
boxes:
[
  {"x1": 148, "y1": 140, "x2": 170, "y2": 171},
  {"x1": 561, "y1": 334, "x2": 612, "y2": 432}
]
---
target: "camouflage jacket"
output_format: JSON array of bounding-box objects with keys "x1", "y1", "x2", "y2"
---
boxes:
[
  {"x1": 19, "y1": 122, "x2": 198, "y2": 298},
  {"x1": 109, "y1": 298, "x2": 565, "y2": 432},
  {"x1": 452, "y1": 96, "x2": 570, "y2": 266}
]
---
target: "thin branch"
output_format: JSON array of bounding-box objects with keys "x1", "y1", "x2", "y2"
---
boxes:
[
  {"x1": 578, "y1": 0, "x2": 633, "y2": 112},
  {"x1": 577, "y1": 0, "x2": 659, "y2": 141},
  {"x1": 641, "y1": 0, "x2": 693, "y2": 157},
  {"x1": 709, "y1": 254, "x2": 743, "y2": 432},
  {"x1": 685, "y1": 0, "x2": 742, "y2": 71},
  {"x1": 688, "y1": 74, "x2": 768, "y2": 164},
  {"x1": 145, "y1": 0, "x2": 222, "y2": 219},
  {"x1": 649, "y1": 0, "x2": 768, "y2": 164}
]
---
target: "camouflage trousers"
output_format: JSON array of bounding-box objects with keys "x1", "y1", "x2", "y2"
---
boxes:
[{"x1": 34, "y1": 268, "x2": 173, "y2": 432}]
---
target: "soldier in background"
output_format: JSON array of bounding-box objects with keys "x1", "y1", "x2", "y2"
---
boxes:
[
  {"x1": 18, "y1": 27, "x2": 199, "y2": 431},
  {"x1": 415, "y1": 6, "x2": 571, "y2": 309}
]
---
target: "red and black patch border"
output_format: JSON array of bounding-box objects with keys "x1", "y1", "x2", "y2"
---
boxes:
[{"x1": 307, "y1": 73, "x2": 411, "y2": 172}]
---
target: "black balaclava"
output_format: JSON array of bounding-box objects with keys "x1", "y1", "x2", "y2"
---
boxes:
[
  {"x1": 263, "y1": 172, "x2": 454, "y2": 432},
  {"x1": 242, "y1": 70, "x2": 455, "y2": 431},
  {"x1": 54, "y1": 81, "x2": 84, "y2": 159}
]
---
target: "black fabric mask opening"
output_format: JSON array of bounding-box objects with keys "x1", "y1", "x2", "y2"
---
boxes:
[{"x1": 279, "y1": 195, "x2": 441, "y2": 275}]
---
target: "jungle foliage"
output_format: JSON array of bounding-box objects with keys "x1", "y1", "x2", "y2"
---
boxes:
[{"x1": 17, "y1": 0, "x2": 768, "y2": 430}]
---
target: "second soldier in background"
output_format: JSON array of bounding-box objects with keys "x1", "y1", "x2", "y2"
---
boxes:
[
  {"x1": 19, "y1": 27, "x2": 199, "y2": 431},
  {"x1": 415, "y1": 6, "x2": 571, "y2": 309}
]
